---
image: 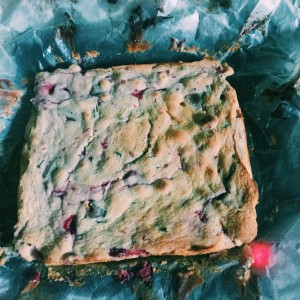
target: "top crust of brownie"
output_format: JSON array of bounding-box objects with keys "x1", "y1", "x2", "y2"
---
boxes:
[{"x1": 15, "y1": 60, "x2": 258, "y2": 265}]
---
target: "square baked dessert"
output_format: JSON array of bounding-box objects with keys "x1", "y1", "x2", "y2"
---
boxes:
[{"x1": 15, "y1": 60, "x2": 258, "y2": 265}]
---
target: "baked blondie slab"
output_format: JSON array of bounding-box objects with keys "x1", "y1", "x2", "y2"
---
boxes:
[{"x1": 15, "y1": 60, "x2": 258, "y2": 265}]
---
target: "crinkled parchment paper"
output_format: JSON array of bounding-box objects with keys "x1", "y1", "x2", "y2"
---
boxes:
[{"x1": 0, "y1": 0, "x2": 300, "y2": 298}]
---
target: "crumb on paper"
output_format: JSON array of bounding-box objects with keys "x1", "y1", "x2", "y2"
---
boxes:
[
  {"x1": 128, "y1": 261, "x2": 138, "y2": 267},
  {"x1": 47, "y1": 267, "x2": 64, "y2": 281},
  {"x1": 236, "y1": 245, "x2": 252, "y2": 287},
  {"x1": 0, "y1": 89, "x2": 23, "y2": 102},
  {"x1": 294, "y1": 77, "x2": 300, "y2": 94},
  {"x1": 127, "y1": 41, "x2": 151, "y2": 53},
  {"x1": 0, "y1": 248, "x2": 6, "y2": 266},
  {"x1": 168, "y1": 37, "x2": 208, "y2": 56},
  {"x1": 176, "y1": 271, "x2": 204, "y2": 300},
  {"x1": 127, "y1": 5, "x2": 172, "y2": 53},
  {"x1": 67, "y1": 278, "x2": 84, "y2": 287},
  {"x1": 231, "y1": 42, "x2": 240, "y2": 52},
  {"x1": 221, "y1": 42, "x2": 240, "y2": 54},
  {"x1": 185, "y1": 45, "x2": 198, "y2": 53},
  {"x1": 0, "y1": 79, "x2": 23, "y2": 118},
  {"x1": 168, "y1": 37, "x2": 186, "y2": 52},
  {"x1": 237, "y1": 267, "x2": 251, "y2": 287},
  {"x1": 270, "y1": 135, "x2": 277, "y2": 146},
  {"x1": 85, "y1": 50, "x2": 101, "y2": 58},
  {"x1": 22, "y1": 78, "x2": 33, "y2": 86},
  {"x1": 187, "y1": 265, "x2": 196, "y2": 272},
  {"x1": 21, "y1": 272, "x2": 41, "y2": 294},
  {"x1": 178, "y1": 270, "x2": 196, "y2": 277},
  {"x1": 72, "y1": 51, "x2": 81, "y2": 62}
]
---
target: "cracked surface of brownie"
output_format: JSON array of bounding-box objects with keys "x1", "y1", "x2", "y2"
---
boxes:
[{"x1": 15, "y1": 60, "x2": 258, "y2": 265}]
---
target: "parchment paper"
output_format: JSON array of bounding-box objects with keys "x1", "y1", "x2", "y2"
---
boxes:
[{"x1": 0, "y1": 0, "x2": 300, "y2": 298}]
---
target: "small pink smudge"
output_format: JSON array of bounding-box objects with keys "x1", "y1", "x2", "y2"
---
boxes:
[
  {"x1": 195, "y1": 210, "x2": 208, "y2": 223},
  {"x1": 41, "y1": 83, "x2": 54, "y2": 94},
  {"x1": 101, "y1": 139, "x2": 108, "y2": 149},
  {"x1": 63, "y1": 215, "x2": 76, "y2": 235},
  {"x1": 131, "y1": 88, "x2": 148, "y2": 100},
  {"x1": 52, "y1": 189, "x2": 67, "y2": 197},
  {"x1": 127, "y1": 249, "x2": 149, "y2": 257},
  {"x1": 134, "y1": 261, "x2": 153, "y2": 284},
  {"x1": 116, "y1": 269, "x2": 131, "y2": 283},
  {"x1": 250, "y1": 242, "x2": 272, "y2": 271},
  {"x1": 21, "y1": 272, "x2": 41, "y2": 294}
]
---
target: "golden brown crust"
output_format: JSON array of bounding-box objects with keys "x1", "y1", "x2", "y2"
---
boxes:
[
  {"x1": 111, "y1": 60, "x2": 233, "y2": 78},
  {"x1": 225, "y1": 165, "x2": 258, "y2": 244}
]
